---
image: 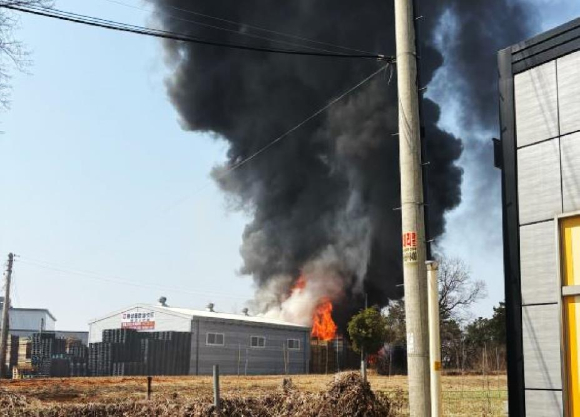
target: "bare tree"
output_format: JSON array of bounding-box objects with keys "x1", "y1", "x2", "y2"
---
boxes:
[
  {"x1": 0, "y1": 1, "x2": 52, "y2": 108},
  {"x1": 438, "y1": 257, "x2": 486, "y2": 320}
]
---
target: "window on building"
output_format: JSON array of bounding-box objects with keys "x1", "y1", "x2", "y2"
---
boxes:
[
  {"x1": 250, "y1": 336, "x2": 266, "y2": 348},
  {"x1": 206, "y1": 333, "x2": 224, "y2": 346},
  {"x1": 287, "y1": 339, "x2": 300, "y2": 350},
  {"x1": 40, "y1": 318, "x2": 45, "y2": 331}
]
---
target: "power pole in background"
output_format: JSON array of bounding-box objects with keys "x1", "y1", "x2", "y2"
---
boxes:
[
  {"x1": 394, "y1": 0, "x2": 431, "y2": 415},
  {"x1": 427, "y1": 261, "x2": 441, "y2": 417},
  {"x1": 0, "y1": 252, "x2": 14, "y2": 379}
]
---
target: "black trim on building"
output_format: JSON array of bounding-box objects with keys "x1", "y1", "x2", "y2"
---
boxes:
[{"x1": 497, "y1": 16, "x2": 580, "y2": 417}]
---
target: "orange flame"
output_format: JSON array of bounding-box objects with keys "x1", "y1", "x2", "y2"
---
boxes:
[
  {"x1": 292, "y1": 276, "x2": 306, "y2": 292},
  {"x1": 311, "y1": 297, "x2": 337, "y2": 341}
]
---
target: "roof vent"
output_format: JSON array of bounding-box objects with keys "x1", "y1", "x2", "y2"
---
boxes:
[
  {"x1": 158, "y1": 296, "x2": 168, "y2": 307},
  {"x1": 242, "y1": 308, "x2": 249, "y2": 316},
  {"x1": 206, "y1": 303, "x2": 215, "y2": 312}
]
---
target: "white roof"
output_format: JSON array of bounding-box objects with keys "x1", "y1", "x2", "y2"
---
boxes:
[{"x1": 89, "y1": 303, "x2": 310, "y2": 330}]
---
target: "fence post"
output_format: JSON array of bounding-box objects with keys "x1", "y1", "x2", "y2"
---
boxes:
[
  {"x1": 147, "y1": 376, "x2": 152, "y2": 400},
  {"x1": 213, "y1": 364, "x2": 221, "y2": 413},
  {"x1": 361, "y1": 347, "x2": 367, "y2": 383}
]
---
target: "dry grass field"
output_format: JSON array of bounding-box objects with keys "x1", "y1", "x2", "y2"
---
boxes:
[{"x1": 0, "y1": 372, "x2": 507, "y2": 416}]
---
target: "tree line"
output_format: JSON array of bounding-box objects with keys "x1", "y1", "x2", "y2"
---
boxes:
[{"x1": 348, "y1": 257, "x2": 506, "y2": 374}]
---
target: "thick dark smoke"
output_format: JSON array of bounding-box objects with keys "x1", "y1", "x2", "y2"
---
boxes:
[{"x1": 149, "y1": 0, "x2": 535, "y2": 326}]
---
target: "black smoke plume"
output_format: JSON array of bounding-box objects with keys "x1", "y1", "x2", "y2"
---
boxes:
[{"x1": 149, "y1": 0, "x2": 535, "y2": 327}]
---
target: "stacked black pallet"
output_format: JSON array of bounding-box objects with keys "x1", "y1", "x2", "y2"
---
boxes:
[
  {"x1": 88, "y1": 343, "x2": 99, "y2": 376},
  {"x1": 70, "y1": 361, "x2": 88, "y2": 377},
  {"x1": 152, "y1": 331, "x2": 191, "y2": 375},
  {"x1": 67, "y1": 340, "x2": 88, "y2": 359},
  {"x1": 90, "y1": 329, "x2": 191, "y2": 377},
  {"x1": 139, "y1": 331, "x2": 191, "y2": 376},
  {"x1": 7, "y1": 335, "x2": 19, "y2": 376},
  {"x1": 66, "y1": 341, "x2": 89, "y2": 377},
  {"x1": 49, "y1": 356, "x2": 70, "y2": 377},
  {"x1": 31, "y1": 333, "x2": 56, "y2": 377}
]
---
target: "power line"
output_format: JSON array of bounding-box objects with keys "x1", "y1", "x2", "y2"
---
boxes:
[
  {"x1": 102, "y1": 0, "x2": 379, "y2": 56},
  {"x1": 0, "y1": 3, "x2": 391, "y2": 61},
  {"x1": 17, "y1": 256, "x2": 320, "y2": 306},
  {"x1": 160, "y1": 63, "x2": 392, "y2": 213},
  {"x1": 18, "y1": 257, "x2": 250, "y2": 302},
  {"x1": 101, "y1": 0, "x2": 350, "y2": 56}
]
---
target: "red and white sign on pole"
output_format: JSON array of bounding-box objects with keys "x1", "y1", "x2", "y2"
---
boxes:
[
  {"x1": 121, "y1": 311, "x2": 156, "y2": 330},
  {"x1": 402, "y1": 231, "x2": 418, "y2": 263}
]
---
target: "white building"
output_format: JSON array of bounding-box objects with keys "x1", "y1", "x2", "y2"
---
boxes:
[{"x1": 0, "y1": 297, "x2": 88, "y2": 344}]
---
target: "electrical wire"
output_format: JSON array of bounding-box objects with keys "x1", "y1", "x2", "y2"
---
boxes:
[
  {"x1": 160, "y1": 62, "x2": 392, "y2": 213},
  {"x1": 0, "y1": 3, "x2": 391, "y2": 61},
  {"x1": 101, "y1": 0, "x2": 352, "y2": 56},
  {"x1": 17, "y1": 256, "x2": 319, "y2": 306},
  {"x1": 162, "y1": 4, "x2": 377, "y2": 55},
  {"x1": 17, "y1": 257, "x2": 250, "y2": 302},
  {"x1": 102, "y1": 0, "x2": 379, "y2": 56}
]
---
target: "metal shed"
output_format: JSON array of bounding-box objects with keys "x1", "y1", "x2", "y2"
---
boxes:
[
  {"x1": 88, "y1": 303, "x2": 310, "y2": 375},
  {"x1": 497, "y1": 16, "x2": 580, "y2": 417}
]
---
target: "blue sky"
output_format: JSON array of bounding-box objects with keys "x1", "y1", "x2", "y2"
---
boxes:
[{"x1": 0, "y1": 1, "x2": 578, "y2": 330}]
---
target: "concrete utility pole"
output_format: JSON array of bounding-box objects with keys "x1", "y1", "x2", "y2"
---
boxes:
[
  {"x1": 394, "y1": 0, "x2": 431, "y2": 415},
  {"x1": 0, "y1": 253, "x2": 14, "y2": 379},
  {"x1": 427, "y1": 261, "x2": 441, "y2": 417}
]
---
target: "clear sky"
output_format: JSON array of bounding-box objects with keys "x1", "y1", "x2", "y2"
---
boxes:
[{"x1": 0, "y1": 1, "x2": 579, "y2": 330}]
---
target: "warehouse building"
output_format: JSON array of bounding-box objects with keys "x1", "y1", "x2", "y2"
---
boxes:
[
  {"x1": 88, "y1": 300, "x2": 310, "y2": 375},
  {"x1": 497, "y1": 17, "x2": 580, "y2": 417}
]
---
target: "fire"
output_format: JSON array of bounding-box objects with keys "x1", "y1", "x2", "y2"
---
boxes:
[
  {"x1": 311, "y1": 297, "x2": 337, "y2": 341},
  {"x1": 292, "y1": 276, "x2": 306, "y2": 292}
]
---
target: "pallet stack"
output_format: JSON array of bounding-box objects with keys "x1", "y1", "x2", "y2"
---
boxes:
[
  {"x1": 11, "y1": 333, "x2": 88, "y2": 379},
  {"x1": 6, "y1": 335, "x2": 20, "y2": 376},
  {"x1": 89, "y1": 329, "x2": 191, "y2": 377}
]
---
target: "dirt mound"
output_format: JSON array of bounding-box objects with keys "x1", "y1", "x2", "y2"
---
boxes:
[{"x1": 0, "y1": 372, "x2": 401, "y2": 416}]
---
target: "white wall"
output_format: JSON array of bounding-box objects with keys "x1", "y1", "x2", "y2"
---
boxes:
[
  {"x1": 88, "y1": 305, "x2": 191, "y2": 343},
  {"x1": 7, "y1": 309, "x2": 55, "y2": 332}
]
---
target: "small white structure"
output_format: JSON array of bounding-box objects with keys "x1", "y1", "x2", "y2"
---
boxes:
[{"x1": 0, "y1": 297, "x2": 88, "y2": 344}]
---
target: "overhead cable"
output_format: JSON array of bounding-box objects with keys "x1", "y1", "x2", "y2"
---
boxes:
[
  {"x1": 0, "y1": 3, "x2": 392, "y2": 61},
  {"x1": 159, "y1": 62, "x2": 393, "y2": 213},
  {"x1": 102, "y1": 0, "x2": 378, "y2": 56},
  {"x1": 101, "y1": 0, "x2": 354, "y2": 55}
]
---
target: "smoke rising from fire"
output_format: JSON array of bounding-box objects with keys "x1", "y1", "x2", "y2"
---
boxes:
[{"x1": 149, "y1": 1, "x2": 536, "y2": 327}]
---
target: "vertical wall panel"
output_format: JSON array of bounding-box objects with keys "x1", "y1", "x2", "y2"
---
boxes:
[
  {"x1": 520, "y1": 221, "x2": 558, "y2": 305},
  {"x1": 560, "y1": 132, "x2": 580, "y2": 213},
  {"x1": 517, "y1": 139, "x2": 562, "y2": 224},
  {"x1": 522, "y1": 304, "x2": 562, "y2": 390},
  {"x1": 515, "y1": 61, "x2": 559, "y2": 147},
  {"x1": 557, "y1": 51, "x2": 580, "y2": 135},
  {"x1": 525, "y1": 390, "x2": 563, "y2": 417}
]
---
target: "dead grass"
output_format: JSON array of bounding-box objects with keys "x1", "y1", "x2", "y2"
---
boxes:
[{"x1": 0, "y1": 372, "x2": 507, "y2": 416}]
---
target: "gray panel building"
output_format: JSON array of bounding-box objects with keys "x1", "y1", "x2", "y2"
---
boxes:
[
  {"x1": 498, "y1": 17, "x2": 580, "y2": 417},
  {"x1": 88, "y1": 302, "x2": 310, "y2": 375}
]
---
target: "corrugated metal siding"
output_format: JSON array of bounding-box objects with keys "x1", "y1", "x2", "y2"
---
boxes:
[
  {"x1": 519, "y1": 221, "x2": 559, "y2": 305},
  {"x1": 514, "y1": 60, "x2": 559, "y2": 147},
  {"x1": 525, "y1": 390, "x2": 563, "y2": 417},
  {"x1": 90, "y1": 306, "x2": 310, "y2": 375},
  {"x1": 514, "y1": 56, "x2": 566, "y2": 414},
  {"x1": 557, "y1": 51, "x2": 580, "y2": 136},
  {"x1": 560, "y1": 132, "x2": 580, "y2": 212},
  {"x1": 522, "y1": 304, "x2": 562, "y2": 390},
  {"x1": 193, "y1": 318, "x2": 309, "y2": 375},
  {"x1": 517, "y1": 138, "x2": 562, "y2": 225}
]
